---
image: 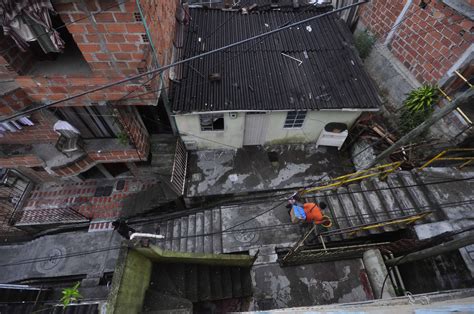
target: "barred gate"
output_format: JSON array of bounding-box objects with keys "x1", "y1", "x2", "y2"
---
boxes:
[
  {"x1": 170, "y1": 138, "x2": 188, "y2": 195},
  {"x1": 278, "y1": 242, "x2": 389, "y2": 266}
]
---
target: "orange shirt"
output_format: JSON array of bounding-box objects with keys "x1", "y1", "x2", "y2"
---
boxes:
[{"x1": 303, "y1": 203, "x2": 324, "y2": 223}]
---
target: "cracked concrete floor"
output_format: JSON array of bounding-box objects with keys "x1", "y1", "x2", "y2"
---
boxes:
[{"x1": 186, "y1": 144, "x2": 353, "y2": 197}]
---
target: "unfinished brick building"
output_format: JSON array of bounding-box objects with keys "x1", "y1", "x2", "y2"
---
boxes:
[
  {"x1": 357, "y1": 0, "x2": 473, "y2": 142},
  {"x1": 0, "y1": 0, "x2": 182, "y2": 183}
]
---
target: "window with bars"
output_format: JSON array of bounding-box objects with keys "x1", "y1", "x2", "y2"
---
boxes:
[
  {"x1": 284, "y1": 111, "x2": 306, "y2": 128},
  {"x1": 199, "y1": 114, "x2": 224, "y2": 131}
]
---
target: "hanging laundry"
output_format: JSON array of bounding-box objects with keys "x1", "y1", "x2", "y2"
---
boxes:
[{"x1": 0, "y1": 0, "x2": 65, "y2": 53}]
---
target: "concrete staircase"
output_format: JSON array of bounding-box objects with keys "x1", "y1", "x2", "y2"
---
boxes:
[
  {"x1": 156, "y1": 208, "x2": 223, "y2": 254},
  {"x1": 304, "y1": 168, "x2": 474, "y2": 242},
  {"x1": 148, "y1": 262, "x2": 252, "y2": 304}
]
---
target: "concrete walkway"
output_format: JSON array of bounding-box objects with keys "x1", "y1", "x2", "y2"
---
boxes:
[
  {"x1": 186, "y1": 144, "x2": 353, "y2": 198},
  {"x1": 0, "y1": 230, "x2": 121, "y2": 283}
]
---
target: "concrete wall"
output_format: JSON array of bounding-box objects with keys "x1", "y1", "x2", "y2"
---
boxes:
[
  {"x1": 175, "y1": 110, "x2": 361, "y2": 150},
  {"x1": 107, "y1": 248, "x2": 152, "y2": 314}
]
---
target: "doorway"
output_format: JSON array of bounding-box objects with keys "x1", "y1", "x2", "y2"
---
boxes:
[{"x1": 243, "y1": 112, "x2": 269, "y2": 146}]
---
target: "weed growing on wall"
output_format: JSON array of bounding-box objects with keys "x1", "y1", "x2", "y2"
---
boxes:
[{"x1": 354, "y1": 31, "x2": 376, "y2": 60}]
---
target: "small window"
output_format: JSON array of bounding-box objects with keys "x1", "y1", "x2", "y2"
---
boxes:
[
  {"x1": 200, "y1": 114, "x2": 224, "y2": 131},
  {"x1": 284, "y1": 111, "x2": 306, "y2": 128}
]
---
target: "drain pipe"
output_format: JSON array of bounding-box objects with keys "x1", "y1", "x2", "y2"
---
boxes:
[
  {"x1": 382, "y1": 253, "x2": 399, "y2": 294},
  {"x1": 388, "y1": 251, "x2": 406, "y2": 294},
  {"x1": 135, "y1": 0, "x2": 178, "y2": 135},
  {"x1": 130, "y1": 232, "x2": 165, "y2": 240}
]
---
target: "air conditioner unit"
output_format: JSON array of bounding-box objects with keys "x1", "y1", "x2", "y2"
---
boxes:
[{"x1": 229, "y1": 112, "x2": 238, "y2": 119}]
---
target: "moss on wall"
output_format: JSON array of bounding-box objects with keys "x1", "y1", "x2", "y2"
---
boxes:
[{"x1": 107, "y1": 247, "x2": 152, "y2": 314}]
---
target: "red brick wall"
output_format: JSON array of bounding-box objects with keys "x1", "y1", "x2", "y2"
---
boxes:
[
  {"x1": 0, "y1": 88, "x2": 58, "y2": 144},
  {"x1": 390, "y1": 1, "x2": 473, "y2": 83},
  {"x1": 115, "y1": 106, "x2": 150, "y2": 160},
  {"x1": 0, "y1": 155, "x2": 44, "y2": 168},
  {"x1": 359, "y1": 0, "x2": 473, "y2": 84},
  {"x1": 0, "y1": 112, "x2": 58, "y2": 145},
  {"x1": 359, "y1": 0, "x2": 407, "y2": 40},
  {"x1": 0, "y1": 35, "x2": 34, "y2": 77}
]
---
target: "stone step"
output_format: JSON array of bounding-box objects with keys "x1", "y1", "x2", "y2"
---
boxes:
[
  {"x1": 371, "y1": 179, "x2": 404, "y2": 220},
  {"x1": 230, "y1": 267, "x2": 242, "y2": 297},
  {"x1": 221, "y1": 267, "x2": 234, "y2": 299},
  {"x1": 180, "y1": 217, "x2": 188, "y2": 253},
  {"x1": 198, "y1": 265, "x2": 211, "y2": 301},
  {"x1": 185, "y1": 264, "x2": 198, "y2": 302},
  {"x1": 172, "y1": 218, "x2": 181, "y2": 251},
  {"x1": 165, "y1": 220, "x2": 173, "y2": 250},
  {"x1": 317, "y1": 193, "x2": 343, "y2": 242},
  {"x1": 386, "y1": 174, "x2": 419, "y2": 216},
  {"x1": 359, "y1": 180, "x2": 396, "y2": 233},
  {"x1": 347, "y1": 184, "x2": 379, "y2": 234},
  {"x1": 210, "y1": 266, "x2": 224, "y2": 300},
  {"x1": 203, "y1": 210, "x2": 213, "y2": 254},
  {"x1": 195, "y1": 212, "x2": 205, "y2": 253},
  {"x1": 212, "y1": 208, "x2": 222, "y2": 253},
  {"x1": 186, "y1": 214, "x2": 196, "y2": 253},
  {"x1": 336, "y1": 187, "x2": 364, "y2": 228}
]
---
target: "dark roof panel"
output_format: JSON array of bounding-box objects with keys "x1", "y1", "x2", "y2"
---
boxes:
[{"x1": 173, "y1": 8, "x2": 381, "y2": 112}]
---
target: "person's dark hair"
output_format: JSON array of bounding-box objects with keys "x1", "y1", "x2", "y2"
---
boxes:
[
  {"x1": 319, "y1": 201, "x2": 327, "y2": 209},
  {"x1": 292, "y1": 195, "x2": 302, "y2": 202}
]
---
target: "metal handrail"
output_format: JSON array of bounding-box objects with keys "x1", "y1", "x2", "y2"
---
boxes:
[{"x1": 418, "y1": 148, "x2": 474, "y2": 170}]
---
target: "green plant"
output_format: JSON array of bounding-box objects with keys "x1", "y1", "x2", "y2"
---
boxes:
[
  {"x1": 399, "y1": 85, "x2": 439, "y2": 135},
  {"x1": 117, "y1": 131, "x2": 129, "y2": 146},
  {"x1": 60, "y1": 282, "x2": 82, "y2": 308},
  {"x1": 354, "y1": 30, "x2": 376, "y2": 59}
]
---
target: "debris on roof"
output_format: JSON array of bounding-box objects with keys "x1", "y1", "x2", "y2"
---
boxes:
[{"x1": 172, "y1": 7, "x2": 381, "y2": 113}]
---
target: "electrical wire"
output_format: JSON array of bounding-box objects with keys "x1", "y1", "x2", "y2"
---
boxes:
[
  {"x1": 1, "y1": 198, "x2": 473, "y2": 268},
  {"x1": 0, "y1": 1, "x2": 369, "y2": 123}
]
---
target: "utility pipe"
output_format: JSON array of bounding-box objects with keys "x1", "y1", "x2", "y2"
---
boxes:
[{"x1": 130, "y1": 232, "x2": 165, "y2": 240}]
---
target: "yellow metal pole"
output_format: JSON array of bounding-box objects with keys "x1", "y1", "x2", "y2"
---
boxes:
[{"x1": 418, "y1": 150, "x2": 448, "y2": 170}]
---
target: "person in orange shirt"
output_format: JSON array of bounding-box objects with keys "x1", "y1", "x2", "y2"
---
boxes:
[{"x1": 288, "y1": 196, "x2": 330, "y2": 226}]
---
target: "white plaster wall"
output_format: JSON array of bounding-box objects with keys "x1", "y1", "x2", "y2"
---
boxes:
[
  {"x1": 174, "y1": 112, "x2": 245, "y2": 150},
  {"x1": 174, "y1": 110, "x2": 361, "y2": 150},
  {"x1": 264, "y1": 110, "x2": 361, "y2": 145}
]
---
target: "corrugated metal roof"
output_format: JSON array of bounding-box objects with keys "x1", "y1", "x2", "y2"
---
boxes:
[{"x1": 172, "y1": 8, "x2": 381, "y2": 113}]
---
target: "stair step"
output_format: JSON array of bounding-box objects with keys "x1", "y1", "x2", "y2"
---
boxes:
[
  {"x1": 386, "y1": 175, "x2": 418, "y2": 216},
  {"x1": 195, "y1": 212, "x2": 205, "y2": 253},
  {"x1": 212, "y1": 208, "x2": 222, "y2": 254},
  {"x1": 165, "y1": 220, "x2": 173, "y2": 250},
  {"x1": 359, "y1": 180, "x2": 396, "y2": 233},
  {"x1": 347, "y1": 184, "x2": 379, "y2": 234},
  {"x1": 172, "y1": 264, "x2": 186, "y2": 299},
  {"x1": 325, "y1": 190, "x2": 353, "y2": 240},
  {"x1": 398, "y1": 172, "x2": 438, "y2": 222},
  {"x1": 198, "y1": 265, "x2": 211, "y2": 301},
  {"x1": 187, "y1": 214, "x2": 196, "y2": 253},
  {"x1": 240, "y1": 268, "x2": 253, "y2": 297},
  {"x1": 221, "y1": 267, "x2": 233, "y2": 299},
  {"x1": 158, "y1": 222, "x2": 168, "y2": 249},
  {"x1": 230, "y1": 267, "x2": 242, "y2": 297},
  {"x1": 372, "y1": 179, "x2": 404, "y2": 220},
  {"x1": 318, "y1": 193, "x2": 343, "y2": 242},
  {"x1": 203, "y1": 210, "x2": 213, "y2": 254},
  {"x1": 336, "y1": 187, "x2": 364, "y2": 228},
  {"x1": 210, "y1": 267, "x2": 224, "y2": 300},
  {"x1": 185, "y1": 264, "x2": 198, "y2": 302},
  {"x1": 180, "y1": 217, "x2": 188, "y2": 252},
  {"x1": 172, "y1": 219, "x2": 181, "y2": 251}
]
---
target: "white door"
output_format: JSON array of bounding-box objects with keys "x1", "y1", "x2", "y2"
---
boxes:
[{"x1": 243, "y1": 112, "x2": 269, "y2": 146}]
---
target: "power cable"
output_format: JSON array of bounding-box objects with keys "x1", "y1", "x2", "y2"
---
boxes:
[
  {"x1": 141, "y1": 199, "x2": 474, "y2": 242},
  {"x1": 1, "y1": 198, "x2": 473, "y2": 268},
  {"x1": 0, "y1": 0, "x2": 368, "y2": 123},
  {"x1": 129, "y1": 176, "x2": 474, "y2": 228}
]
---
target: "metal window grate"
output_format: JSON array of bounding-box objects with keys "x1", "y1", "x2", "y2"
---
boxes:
[
  {"x1": 200, "y1": 114, "x2": 224, "y2": 131},
  {"x1": 284, "y1": 111, "x2": 306, "y2": 128}
]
